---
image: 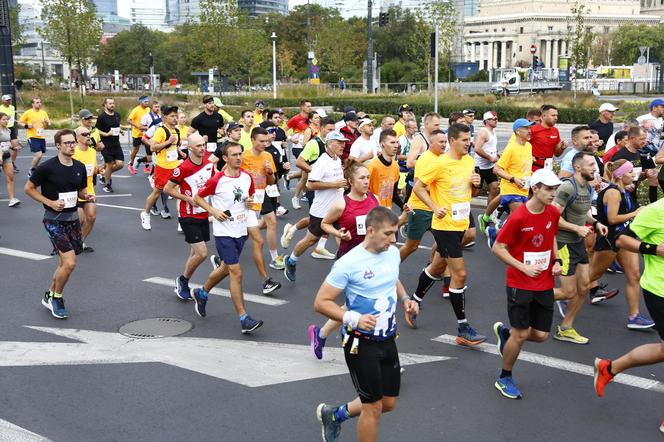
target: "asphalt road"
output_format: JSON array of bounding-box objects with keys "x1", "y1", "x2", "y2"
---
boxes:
[{"x1": 0, "y1": 145, "x2": 662, "y2": 441}]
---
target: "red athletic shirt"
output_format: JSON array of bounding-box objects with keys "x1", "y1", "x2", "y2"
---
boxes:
[
  {"x1": 602, "y1": 145, "x2": 619, "y2": 163},
  {"x1": 529, "y1": 124, "x2": 561, "y2": 171},
  {"x1": 496, "y1": 203, "x2": 560, "y2": 291},
  {"x1": 287, "y1": 114, "x2": 309, "y2": 133},
  {"x1": 336, "y1": 193, "x2": 379, "y2": 258},
  {"x1": 169, "y1": 157, "x2": 215, "y2": 220}
]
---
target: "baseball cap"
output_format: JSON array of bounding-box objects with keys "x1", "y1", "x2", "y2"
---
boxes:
[
  {"x1": 213, "y1": 97, "x2": 223, "y2": 107},
  {"x1": 462, "y1": 109, "x2": 476, "y2": 115},
  {"x1": 344, "y1": 111, "x2": 359, "y2": 122},
  {"x1": 227, "y1": 121, "x2": 243, "y2": 131},
  {"x1": 255, "y1": 100, "x2": 265, "y2": 108},
  {"x1": 649, "y1": 99, "x2": 664, "y2": 108},
  {"x1": 276, "y1": 108, "x2": 285, "y2": 114},
  {"x1": 359, "y1": 118, "x2": 375, "y2": 128},
  {"x1": 1, "y1": 94, "x2": 12, "y2": 101},
  {"x1": 398, "y1": 104, "x2": 411, "y2": 114},
  {"x1": 79, "y1": 109, "x2": 93, "y2": 119},
  {"x1": 356, "y1": 112, "x2": 370, "y2": 119},
  {"x1": 483, "y1": 111, "x2": 497, "y2": 121},
  {"x1": 512, "y1": 118, "x2": 535, "y2": 132},
  {"x1": 160, "y1": 104, "x2": 178, "y2": 115},
  {"x1": 259, "y1": 120, "x2": 275, "y2": 128},
  {"x1": 314, "y1": 108, "x2": 327, "y2": 118},
  {"x1": 599, "y1": 103, "x2": 619, "y2": 112},
  {"x1": 342, "y1": 106, "x2": 355, "y2": 114},
  {"x1": 325, "y1": 130, "x2": 349, "y2": 142},
  {"x1": 530, "y1": 168, "x2": 562, "y2": 188},
  {"x1": 138, "y1": 95, "x2": 149, "y2": 104}
]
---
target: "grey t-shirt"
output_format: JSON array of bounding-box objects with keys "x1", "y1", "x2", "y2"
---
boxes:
[{"x1": 554, "y1": 177, "x2": 592, "y2": 243}]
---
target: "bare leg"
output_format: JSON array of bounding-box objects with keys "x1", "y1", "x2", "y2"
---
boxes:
[{"x1": 183, "y1": 242, "x2": 208, "y2": 279}]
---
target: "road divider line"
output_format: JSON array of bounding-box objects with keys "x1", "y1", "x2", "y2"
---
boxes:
[
  {"x1": 395, "y1": 241, "x2": 432, "y2": 250},
  {"x1": 143, "y1": 276, "x2": 288, "y2": 306},
  {"x1": 0, "y1": 417, "x2": 50, "y2": 441},
  {"x1": 0, "y1": 247, "x2": 51, "y2": 261},
  {"x1": 94, "y1": 193, "x2": 133, "y2": 198},
  {"x1": 432, "y1": 334, "x2": 664, "y2": 394},
  {"x1": 96, "y1": 203, "x2": 144, "y2": 212}
]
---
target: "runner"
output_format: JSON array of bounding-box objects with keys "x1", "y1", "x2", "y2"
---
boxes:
[
  {"x1": 95, "y1": 98, "x2": 124, "y2": 192},
  {"x1": 0, "y1": 112, "x2": 19, "y2": 207},
  {"x1": 491, "y1": 168, "x2": 563, "y2": 399},
  {"x1": 408, "y1": 123, "x2": 486, "y2": 345},
  {"x1": 164, "y1": 133, "x2": 215, "y2": 301},
  {"x1": 0, "y1": 94, "x2": 19, "y2": 172},
  {"x1": 176, "y1": 111, "x2": 190, "y2": 156},
  {"x1": 189, "y1": 96, "x2": 224, "y2": 158},
  {"x1": 24, "y1": 129, "x2": 93, "y2": 319},
  {"x1": 283, "y1": 130, "x2": 348, "y2": 282},
  {"x1": 393, "y1": 104, "x2": 413, "y2": 139},
  {"x1": 191, "y1": 141, "x2": 264, "y2": 333},
  {"x1": 403, "y1": 112, "x2": 441, "y2": 204},
  {"x1": 590, "y1": 103, "x2": 619, "y2": 150},
  {"x1": 474, "y1": 111, "x2": 500, "y2": 233},
  {"x1": 529, "y1": 104, "x2": 566, "y2": 172},
  {"x1": 72, "y1": 126, "x2": 98, "y2": 253},
  {"x1": 593, "y1": 198, "x2": 664, "y2": 436},
  {"x1": 339, "y1": 111, "x2": 359, "y2": 161},
  {"x1": 210, "y1": 121, "x2": 243, "y2": 171},
  {"x1": 78, "y1": 109, "x2": 103, "y2": 152},
  {"x1": 126, "y1": 96, "x2": 151, "y2": 174},
  {"x1": 370, "y1": 116, "x2": 395, "y2": 151},
  {"x1": 253, "y1": 100, "x2": 266, "y2": 125},
  {"x1": 348, "y1": 118, "x2": 377, "y2": 165},
  {"x1": 19, "y1": 97, "x2": 50, "y2": 177},
  {"x1": 552, "y1": 151, "x2": 608, "y2": 345},
  {"x1": 139, "y1": 105, "x2": 182, "y2": 230},
  {"x1": 314, "y1": 206, "x2": 418, "y2": 442},
  {"x1": 367, "y1": 129, "x2": 399, "y2": 208},
  {"x1": 260, "y1": 120, "x2": 290, "y2": 217},
  {"x1": 238, "y1": 110, "x2": 255, "y2": 150},
  {"x1": 396, "y1": 118, "x2": 417, "y2": 199}
]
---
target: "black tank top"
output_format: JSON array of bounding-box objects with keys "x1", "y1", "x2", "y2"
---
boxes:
[{"x1": 596, "y1": 183, "x2": 637, "y2": 238}]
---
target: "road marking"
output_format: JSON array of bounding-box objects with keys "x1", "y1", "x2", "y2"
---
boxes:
[
  {"x1": 1, "y1": 327, "x2": 451, "y2": 388},
  {"x1": 110, "y1": 175, "x2": 133, "y2": 178},
  {"x1": 0, "y1": 247, "x2": 51, "y2": 261},
  {"x1": 143, "y1": 276, "x2": 288, "y2": 306},
  {"x1": 0, "y1": 417, "x2": 50, "y2": 441},
  {"x1": 96, "y1": 202, "x2": 143, "y2": 212},
  {"x1": 433, "y1": 334, "x2": 664, "y2": 394},
  {"x1": 94, "y1": 193, "x2": 133, "y2": 198},
  {"x1": 395, "y1": 241, "x2": 432, "y2": 250}
]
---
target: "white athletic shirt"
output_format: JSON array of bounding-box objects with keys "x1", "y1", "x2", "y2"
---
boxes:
[
  {"x1": 349, "y1": 136, "x2": 377, "y2": 165},
  {"x1": 308, "y1": 152, "x2": 344, "y2": 218},
  {"x1": 473, "y1": 128, "x2": 498, "y2": 170}
]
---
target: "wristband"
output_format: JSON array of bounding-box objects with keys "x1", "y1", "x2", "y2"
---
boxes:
[
  {"x1": 342, "y1": 311, "x2": 361, "y2": 329},
  {"x1": 592, "y1": 221, "x2": 599, "y2": 229},
  {"x1": 553, "y1": 258, "x2": 563, "y2": 266},
  {"x1": 639, "y1": 242, "x2": 658, "y2": 256},
  {"x1": 509, "y1": 177, "x2": 515, "y2": 183},
  {"x1": 399, "y1": 295, "x2": 410, "y2": 305}
]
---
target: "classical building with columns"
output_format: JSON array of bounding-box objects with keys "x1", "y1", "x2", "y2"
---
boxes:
[{"x1": 463, "y1": 0, "x2": 661, "y2": 71}]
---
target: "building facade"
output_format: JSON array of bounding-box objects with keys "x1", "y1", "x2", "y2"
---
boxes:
[
  {"x1": 463, "y1": 0, "x2": 660, "y2": 70},
  {"x1": 238, "y1": 0, "x2": 288, "y2": 16}
]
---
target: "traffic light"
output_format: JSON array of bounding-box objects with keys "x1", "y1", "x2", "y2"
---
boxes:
[{"x1": 379, "y1": 12, "x2": 389, "y2": 27}]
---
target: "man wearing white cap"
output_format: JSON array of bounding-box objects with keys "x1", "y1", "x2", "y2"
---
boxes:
[
  {"x1": 491, "y1": 168, "x2": 563, "y2": 399},
  {"x1": 348, "y1": 118, "x2": 377, "y2": 165},
  {"x1": 0, "y1": 94, "x2": 18, "y2": 172},
  {"x1": 590, "y1": 103, "x2": 618, "y2": 150}
]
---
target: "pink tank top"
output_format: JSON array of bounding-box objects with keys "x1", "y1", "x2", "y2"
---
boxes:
[{"x1": 336, "y1": 193, "x2": 379, "y2": 258}]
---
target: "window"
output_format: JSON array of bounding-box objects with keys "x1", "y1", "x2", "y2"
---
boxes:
[
  {"x1": 519, "y1": 45, "x2": 522, "y2": 52},
  {"x1": 520, "y1": 26, "x2": 524, "y2": 33},
  {"x1": 547, "y1": 26, "x2": 553, "y2": 31}
]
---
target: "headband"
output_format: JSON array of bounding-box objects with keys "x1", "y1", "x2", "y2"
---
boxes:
[{"x1": 613, "y1": 161, "x2": 633, "y2": 179}]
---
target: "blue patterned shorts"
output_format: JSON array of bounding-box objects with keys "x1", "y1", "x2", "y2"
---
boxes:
[{"x1": 43, "y1": 219, "x2": 83, "y2": 255}]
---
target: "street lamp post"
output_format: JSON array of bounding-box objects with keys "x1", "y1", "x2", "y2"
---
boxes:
[{"x1": 271, "y1": 32, "x2": 277, "y2": 99}]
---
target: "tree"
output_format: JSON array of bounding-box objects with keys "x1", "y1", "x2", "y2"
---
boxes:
[
  {"x1": 9, "y1": 4, "x2": 24, "y2": 53},
  {"x1": 610, "y1": 24, "x2": 664, "y2": 66},
  {"x1": 568, "y1": 1, "x2": 593, "y2": 71},
  {"x1": 427, "y1": 0, "x2": 457, "y2": 83},
  {"x1": 95, "y1": 25, "x2": 161, "y2": 75}
]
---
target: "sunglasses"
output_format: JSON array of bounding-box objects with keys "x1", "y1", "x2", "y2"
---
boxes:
[{"x1": 267, "y1": 128, "x2": 278, "y2": 133}]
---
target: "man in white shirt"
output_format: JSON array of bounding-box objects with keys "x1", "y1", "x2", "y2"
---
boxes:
[
  {"x1": 349, "y1": 118, "x2": 377, "y2": 164},
  {"x1": 371, "y1": 116, "x2": 396, "y2": 151}
]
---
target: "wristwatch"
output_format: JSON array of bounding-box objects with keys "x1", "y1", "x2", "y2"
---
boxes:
[{"x1": 509, "y1": 177, "x2": 515, "y2": 183}]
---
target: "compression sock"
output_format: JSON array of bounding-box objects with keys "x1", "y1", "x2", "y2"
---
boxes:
[
  {"x1": 160, "y1": 192, "x2": 169, "y2": 211},
  {"x1": 500, "y1": 369, "x2": 512, "y2": 379},
  {"x1": 53, "y1": 291, "x2": 63, "y2": 299},
  {"x1": 449, "y1": 287, "x2": 467, "y2": 321},
  {"x1": 443, "y1": 276, "x2": 451, "y2": 294},
  {"x1": 333, "y1": 404, "x2": 351, "y2": 423},
  {"x1": 288, "y1": 254, "x2": 298, "y2": 264},
  {"x1": 414, "y1": 267, "x2": 439, "y2": 300}
]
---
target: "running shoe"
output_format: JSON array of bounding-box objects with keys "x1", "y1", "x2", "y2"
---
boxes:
[
  {"x1": 463, "y1": 241, "x2": 475, "y2": 249},
  {"x1": 627, "y1": 313, "x2": 655, "y2": 330},
  {"x1": 399, "y1": 224, "x2": 408, "y2": 240},
  {"x1": 280, "y1": 223, "x2": 294, "y2": 249},
  {"x1": 144, "y1": 165, "x2": 153, "y2": 174},
  {"x1": 82, "y1": 243, "x2": 94, "y2": 253},
  {"x1": 493, "y1": 321, "x2": 510, "y2": 357},
  {"x1": 593, "y1": 358, "x2": 614, "y2": 397},
  {"x1": 262, "y1": 277, "x2": 281, "y2": 294},
  {"x1": 316, "y1": 403, "x2": 342, "y2": 442},
  {"x1": 312, "y1": 248, "x2": 335, "y2": 260},
  {"x1": 102, "y1": 184, "x2": 113, "y2": 193},
  {"x1": 404, "y1": 298, "x2": 418, "y2": 329},
  {"x1": 556, "y1": 300, "x2": 568, "y2": 318},
  {"x1": 284, "y1": 256, "x2": 296, "y2": 282},
  {"x1": 590, "y1": 286, "x2": 619, "y2": 305},
  {"x1": 149, "y1": 206, "x2": 160, "y2": 216},
  {"x1": 478, "y1": 214, "x2": 490, "y2": 234},
  {"x1": 308, "y1": 324, "x2": 326, "y2": 360},
  {"x1": 28, "y1": 168, "x2": 35, "y2": 178},
  {"x1": 140, "y1": 211, "x2": 152, "y2": 230},
  {"x1": 210, "y1": 255, "x2": 221, "y2": 269},
  {"x1": 192, "y1": 288, "x2": 208, "y2": 317},
  {"x1": 12, "y1": 162, "x2": 18, "y2": 173},
  {"x1": 177, "y1": 223, "x2": 183, "y2": 233},
  {"x1": 291, "y1": 195, "x2": 301, "y2": 210},
  {"x1": 128, "y1": 163, "x2": 137, "y2": 175},
  {"x1": 276, "y1": 205, "x2": 288, "y2": 217},
  {"x1": 174, "y1": 275, "x2": 191, "y2": 301},
  {"x1": 99, "y1": 175, "x2": 105, "y2": 184},
  {"x1": 456, "y1": 322, "x2": 487, "y2": 346},
  {"x1": 41, "y1": 292, "x2": 69, "y2": 319},
  {"x1": 486, "y1": 225, "x2": 498, "y2": 249},
  {"x1": 241, "y1": 315, "x2": 263, "y2": 334},
  {"x1": 606, "y1": 261, "x2": 624, "y2": 274},
  {"x1": 269, "y1": 256, "x2": 285, "y2": 270},
  {"x1": 7, "y1": 198, "x2": 20, "y2": 207},
  {"x1": 160, "y1": 209, "x2": 171, "y2": 219},
  {"x1": 660, "y1": 420, "x2": 664, "y2": 434},
  {"x1": 495, "y1": 376, "x2": 522, "y2": 399},
  {"x1": 553, "y1": 325, "x2": 589, "y2": 344}
]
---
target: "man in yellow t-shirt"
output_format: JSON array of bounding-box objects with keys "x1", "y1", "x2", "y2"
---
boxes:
[
  {"x1": 0, "y1": 95, "x2": 19, "y2": 171},
  {"x1": 253, "y1": 100, "x2": 266, "y2": 125},
  {"x1": 213, "y1": 97, "x2": 234, "y2": 124},
  {"x1": 367, "y1": 129, "x2": 399, "y2": 208},
  {"x1": 139, "y1": 105, "x2": 181, "y2": 230},
  {"x1": 410, "y1": 122, "x2": 486, "y2": 346},
  {"x1": 19, "y1": 97, "x2": 50, "y2": 175},
  {"x1": 78, "y1": 109, "x2": 103, "y2": 151},
  {"x1": 73, "y1": 126, "x2": 98, "y2": 252},
  {"x1": 393, "y1": 104, "x2": 413, "y2": 139},
  {"x1": 126, "y1": 96, "x2": 151, "y2": 174},
  {"x1": 239, "y1": 109, "x2": 255, "y2": 150}
]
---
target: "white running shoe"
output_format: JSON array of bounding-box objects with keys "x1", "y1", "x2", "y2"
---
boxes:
[
  {"x1": 177, "y1": 223, "x2": 183, "y2": 233},
  {"x1": 276, "y1": 205, "x2": 288, "y2": 217},
  {"x1": 140, "y1": 211, "x2": 152, "y2": 230},
  {"x1": 291, "y1": 196, "x2": 301, "y2": 210},
  {"x1": 311, "y1": 248, "x2": 335, "y2": 260},
  {"x1": 281, "y1": 223, "x2": 294, "y2": 248},
  {"x1": 7, "y1": 198, "x2": 20, "y2": 207}
]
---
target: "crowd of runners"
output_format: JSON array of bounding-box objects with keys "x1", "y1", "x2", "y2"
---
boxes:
[{"x1": 6, "y1": 93, "x2": 664, "y2": 441}]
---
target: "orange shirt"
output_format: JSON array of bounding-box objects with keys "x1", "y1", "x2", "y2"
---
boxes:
[
  {"x1": 241, "y1": 149, "x2": 277, "y2": 211},
  {"x1": 367, "y1": 157, "x2": 400, "y2": 208}
]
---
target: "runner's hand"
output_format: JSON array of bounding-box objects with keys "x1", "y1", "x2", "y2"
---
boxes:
[
  {"x1": 470, "y1": 173, "x2": 481, "y2": 187},
  {"x1": 264, "y1": 161, "x2": 274, "y2": 175},
  {"x1": 168, "y1": 134, "x2": 178, "y2": 145},
  {"x1": 403, "y1": 299, "x2": 419, "y2": 316},
  {"x1": 595, "y1": 222, "x2": 608, "y2": 236},
  {"x1": 512, "y1": 177, "x2": 524, "y2": 189},
  {"x1": 283, "y1": 161, "x2": 291, "y2": 171},
  {"x1": 337, "y1": 227, "x2": 352, "y2": 241},
  {"x1": 520, "y1": 263, "x2": 542, "y2": 278},
  {"x1": 403, "y1": 203, "x2": 412, "y2": 213},
  {"x1": 551, "y1": 262, "x2": 562, "y2": 277},
  {"x1": 433, "y1": 207, "x2": 447, "y2": 219},
  {"x1": 333, "y1": 179, "x2": 348, "y2": 189},
  {"x1": 85, "y1": 194, "x2": 96, "y2": 203},
  {"x1": 576, "y1": 225, "x2": 591, "y2": 238},
  {"x1": 50, "y1": 199, "x2": 65, "y2": 211},
  {"x1": 357, "y1": 314, "x2": 377, "y2": 331},
  {"x1": 212, "y1": 209, "x2": 230, "y2": 222}
]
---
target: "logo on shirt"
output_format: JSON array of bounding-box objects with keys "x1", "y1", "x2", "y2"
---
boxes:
[
  {"x1": 172, "y1": 168, "x2": 181, "y2": 178},
  {"x1": 233, "y1": 186, "x2": 243, "y2": 203},
  {"x1": 363, "y1": 268, "x2": 375, "y2": 280},
  {"x1": 532, "y1": 233, "x2": 544, "y2": 247},
  {"x1": 546, "y1": 221, "x2": 552, "y2": 229},
  {"x1": 521, "y1": 227, "x2": 534, "y2": 232}
]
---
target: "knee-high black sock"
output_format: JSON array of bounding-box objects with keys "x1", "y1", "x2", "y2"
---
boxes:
[
  {"x1": 649, "y1": 185, "x2": 659, "y2": 203},
  {"x1": 414, "y1": 268, "x2": 438, "y2": 301},
  {"x1": 136, "y1": 156, "x2": 147, "y2": 164},
  {"x1": 449, "y1": 287, "x2": 466, "y2": 321}
]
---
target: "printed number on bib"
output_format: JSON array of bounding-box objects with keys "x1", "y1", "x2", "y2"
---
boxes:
[
  {"x1": 230, "y1": 210, "x2": 247, "y2": 223},
  {"x1": 265, "y1": 184, "x2": 280, "y2": 198},
  {"x1": 0, "y1": 141, "x2": 10, "y2": 152},
  {"x1": 85, "y1": 164, "x2": 94, "y2": 177},
  {"x1": 451, "y1": 202, "x2": 470, "y2": 221},
  {"x1": 524, "y1": 251, "x2": 550, "y2": 270},
  {"x1": 544, "y1": 158, "x2": 553, "y2": 170},
  {"x1": 58, "y1": 191, "x2": 78, "y2": 209},
  {"x1": 521, "y1": 176, "x2": 531, "y2": 189},
  {"x1": 632, "y1": 167, "x2": 642, "y2": 181},
  {"x1": 36, "y1": 128, "x2": 44, "y2": 137},
  {"x1": 110, "y1": 127, "x2": 120, "y2": 136},
  {"x1": 206, "y1": 142, "x2": 217, "y2": 152},
  {"x1": 253, "y1": 189, "x2": 265, "y2": 204},
  {"x1": 356, "y1": 215, "x2": 367, "y2": 235},
  {"x1": 166, "y1": 149, "x2": 178, "y2": 162}
]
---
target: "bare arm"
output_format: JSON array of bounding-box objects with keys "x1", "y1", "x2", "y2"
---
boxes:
[
  {"x1": 164, "y1": 180, "x2": 195, "y2": 206},
  {"x1": 406, "y1": 139, "x2": 424, "y2": 169},
  {"x1": 296, "y1": 155, "x2": 312, "y2": 173},
  {"x1": 605, "y1": 188, "x2": 638, "y2": 225},
  {"x1": 473, "y1": 129, "x2": 494, "y2": 162},
  {"x1": 307, "y1": 179, "x2": 346, "y2": 191},
  {"x1": 616, "y1": 233, "x2": 664, "y2": 256},
  {"x1": 413, "y1": 178, "x2": 446, "y2": 218},
  {"x1": 24, "y1": 181, "x2": 62, "y2": 211},
  {"x1": 321, "y1": 198, "x2": 349, "y2": 240}
]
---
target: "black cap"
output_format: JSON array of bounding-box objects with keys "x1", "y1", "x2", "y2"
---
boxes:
[
  {"x1": 344, "y1": 111, "x2": 359, "y2": 122},
  {"x1": 462, "y1": 109, "x2": 476, "y2": 115},
  {"x1": 227, "y1": 121, "x2": 243, "y2": 131},
  {"x1": 160, "y1": 104, "x2": 178, "y2": 115},
  {"x1": 259, "y1": 120, "x2": 276, "y2": 128},
  {"x1": 342, "y1": 106, "x2": 355, "y2": 114}
]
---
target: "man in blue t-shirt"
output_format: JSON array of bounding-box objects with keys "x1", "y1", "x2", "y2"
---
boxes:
[{"x1": 313, "y1": 206, "x2": 418, "y2": 442}]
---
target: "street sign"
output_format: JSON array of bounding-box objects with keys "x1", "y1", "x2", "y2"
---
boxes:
[
  {"x1": 530, "y1": 44, "x2": 537, "y2": 54},
  {"x1": 638, "y1": 56, "x2": 646, "y2": 65}
]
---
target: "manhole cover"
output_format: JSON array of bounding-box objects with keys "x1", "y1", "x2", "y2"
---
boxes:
[{"x1": 118, "y1": 318, "x2": 192, "y2": 339}]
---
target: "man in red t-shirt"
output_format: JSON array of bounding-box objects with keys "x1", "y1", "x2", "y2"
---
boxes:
[
  {"x1": 529, "y1": 104, "x2": 567, "y2": 171},
  {"x1": 490, "y1": 168, "x2": 563, "y2": 400},
  {"x1": 164, "y1": 133, "x2": 215, "y2": 300},
  {"x1": 287, "y1": 99, "x2": 312, "y2": 134}
]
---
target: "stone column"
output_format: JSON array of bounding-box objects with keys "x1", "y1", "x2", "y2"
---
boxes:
[
  {"x1": 545, "y1": 39, "x2": 551, "y2": 68},
  {"x1": 478, "y1": 42, "x2": 484, "y2": 70},
  {"x1": 500, "y1": 40, "x2": 507, "y2": 69},
  {"x1": 470, "y1": 42, "x2": 476, "y2": 62},
  {"x1": 552, "y1": 39, "x2": 559, "y2": 69},
  {"x1": 561, "y1": 40, "x2": 568, "y2": 58},
  {"x1": 488, "y1": 41, "x2": 494, "y2": 70}
]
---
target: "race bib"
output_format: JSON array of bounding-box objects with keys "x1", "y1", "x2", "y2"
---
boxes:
[
  {"x1": 85, "y1": 163, "x2": 94, "y2": 177},
  {"x1": 180, "y1": 140, "x2": 188, "y2": 149},
  {"x1": 523, "y1": 250, "x2": 551, "y2": 270},
  {"x1": 110, "y1": 127, "x2": 120, "y2": 136},
  {"x1": 36, "y1": 128, "x2": 44, "y2": 137},
  {"x1": 166, "y1": 149, "x2": 178, "y2": 162},
  {"x1": 522, "y1": 176, "x2": 531, "y2": 189},
  {"x1": 265, "y1": 184, "x2": 280, "y2": 198},
  {"x1": 633, "y1": 167, "x2": 642, "y2": 181},
  {"x1": 207, "y1": 142, "x2": 217, "y2": 152},
  {"x1": 229, "y1": 210, "x2": 247, "y2": 223},
  {"x1": 8, "y1": 116, "x2": 14, "y2": 126},
  {"x1": 58, "y1": 191, "x2": 77, "y2": 209},
  {"x1": 451, "y1": 202, "x2": 471, "y2": 221},
  {"x1": 356, "y1": 215, "x2": 367, "y2": 235},
  {"x1": 0, "y1": 141, "x2": 10, "y2": 152},
  {"x1": 253, "y1": 189, "x2": 265, "y2": 204},
  {"x1": 544, "y1": 158, "x2": 553, "y2": 170}
]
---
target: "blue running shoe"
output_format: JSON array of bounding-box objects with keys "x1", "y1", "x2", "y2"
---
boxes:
[
  {"x1": 627, "y1": 313, "x2": 655, "y2": 330},
  {"x1": 316, "y1": 403, "x2": 342, "y2": 442},
  {"x1": 493, "y1": 322, "x2": 510, "y2": 357},
  {"x1": 486, "y1": 225, "x2": 498, "y2": 249},
  {"x1": 495, "y1": 376, "x2": 522, "y2": 399},
  {"x1": 174, "y1": 275, "x2": 191, "y2": 301},
  {"x1": 556, "y1": 300, "x2": 568, "y2": 318},
  {"x1": 241, "y1": 315, "x2": 263, "y2": 334},
  {"x1": 284, "y1": 255, "x2": 296, "y2": 282},
  {"x1": 192, "y1": 288, "x2": 208, "y2": 318},
  {"x1": 308, "y1": 324, "x2": 326, "y2": 360},
  {"x1": 456, "y1": 322, "x2": 486, "y2": 346},
  {"x1": 607, "y1": 260, "x2": 624, "y2": 274},
  {"x1": 41, "y1": 292, "x2": 69, "y2": 319}
]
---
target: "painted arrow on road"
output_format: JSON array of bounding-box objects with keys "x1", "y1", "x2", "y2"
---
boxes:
[{"x1": 0, "y1": 327, "x2": 451, "y2": 388}]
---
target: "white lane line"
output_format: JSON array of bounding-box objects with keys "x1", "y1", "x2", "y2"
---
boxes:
[
  {"x1": 395, "y1": 241, "x2": 432, "y2": 250},
  {"x1": 0, "y1": 417, "x2": 50, "y2": 441},
  {"x1": 94, "y1": 193, "x2": 133, "y2": 198},
  {"x1": 433, "y1": 334, "x2": 664, "y2": 394},
  {"x1": 96, "y1": 202, "x2": 143, "y2": 212},
  {"x1": 143, "y1": 277, "x2": 288, "y2": 306},
  {"x1": 110, "y1": 175, "x2": 133, "y2": 178},
  {"x1": 0, "y1": 247, "x2": 51, "y2": 261}
]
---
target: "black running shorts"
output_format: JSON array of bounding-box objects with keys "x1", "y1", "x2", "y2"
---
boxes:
[
  {"x1": 344, "y1": 334, "x2": 400, "y2": 403},
  {"x1": 506, "y1": 287, "x2": 554, "y2": 332}
]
